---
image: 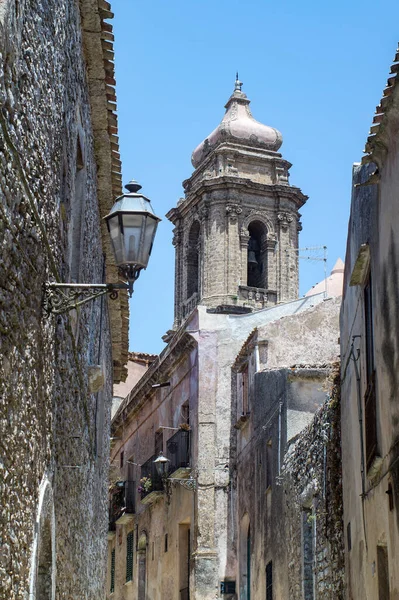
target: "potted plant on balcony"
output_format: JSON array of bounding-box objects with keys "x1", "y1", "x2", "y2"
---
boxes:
[
  {"x1": 179, "y1": 423, "x2": 191, "y2": 431},
  {"x1": 138, "y1": 476, "x2": 152, "y2": 495}
]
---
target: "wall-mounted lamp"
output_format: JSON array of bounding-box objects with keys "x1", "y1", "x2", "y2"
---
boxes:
[
  {"x1": 154, "y1": 451, "x2": 170, "y2": 479},
  {"x1": 44, "y1": 180, "x2": 161, "y2": 314},
  {"x1": 153, "y1": 451, "x2": 196, "y2": 491}
]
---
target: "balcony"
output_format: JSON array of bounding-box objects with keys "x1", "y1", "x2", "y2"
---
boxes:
[
  {"x1": 140, "y1": 455, "x2": 164, "y2": 505},
  {"x1": 166, "y1": 429, "x2": 191, "y2": 479},
  {"x1": 109, "y1": 480, "x2": 135, "y2": 531}
]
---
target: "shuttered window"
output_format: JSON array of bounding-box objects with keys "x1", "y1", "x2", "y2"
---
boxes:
[
  {"x1": 110, "y1": 548, "x2": 115, "y2": 593},
  {"x1": 266, "y1": 561, "x2": 272, "y2": 600},
  {"x1": 364, "y1": 275, "x2": 377, "y2": 470},
  {"x1": 126, "y1": 531, "x2": 134, "y2": 582}
]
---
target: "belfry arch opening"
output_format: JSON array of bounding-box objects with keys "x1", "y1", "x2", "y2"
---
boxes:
[
  {"x1": 186, "y1": 221, "x2": 200, "y2": 299},
  {"x1": 247, "y1": 221, "x2": 267, "y2": 289}
]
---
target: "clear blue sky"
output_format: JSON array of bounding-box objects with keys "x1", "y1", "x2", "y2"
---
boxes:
[{"x1": 111, "y1": 0, "x2": 399, "y2": 354}]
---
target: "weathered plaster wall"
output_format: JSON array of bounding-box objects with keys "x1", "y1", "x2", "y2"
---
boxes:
[
  {"x1": 341, "y1": 123, "x2": 399, "y2": 597},
  {"x1": 235, "y1": 366, "x2": 342, "y2": 600},
  {"x1": 282, "y1": 367, "x2": 344, "y2": 599},
  {"x1": 0, "y1": 1, "x2": 119, "y2": 598}
]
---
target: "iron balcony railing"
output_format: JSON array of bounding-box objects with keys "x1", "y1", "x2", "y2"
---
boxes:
[
  {"x1": 166, "y1": 429, "x2": 191, "y2": 474},
  {"x1": 109, "y1": 480, "x2": 135, "y2": 529},
  {"x1": 140, "y1": 454, "x2": 164, "y2": 500}
]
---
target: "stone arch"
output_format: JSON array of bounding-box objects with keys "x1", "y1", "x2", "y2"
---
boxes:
[
  {"x1": 28, "y1": 476, "x2": 56, "y2": 600},
  {"x1": 239, "y1": 513, "x2": 251, "y2": 600},
  {"x1": 241, "y1": 212, "x2": 275, "y2": 237},
  {"x1": 186, "y1": 220, "x2": 201, "y2": 300},
  {"x1": 247, "y1": 220, "x2": 268, "y2": 288},
  {"x1": 137, "y1": 531, "x2": 148, "y2": 600}
]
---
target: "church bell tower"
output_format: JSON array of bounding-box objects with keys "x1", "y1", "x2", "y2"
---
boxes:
[{"x1": 167, "y1": 78, "x2": 308, "y2": 328}]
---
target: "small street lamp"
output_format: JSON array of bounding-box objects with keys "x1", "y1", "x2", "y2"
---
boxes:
[
  {"x1": 153, "y1": 451, "x2": 196, "y2": 491},
  {"x1": 44, "y1": 179, "x2": 161, "y2": 314},
  {"x1": 154, "y1": 452, "x2": 170, "y2": 479}
]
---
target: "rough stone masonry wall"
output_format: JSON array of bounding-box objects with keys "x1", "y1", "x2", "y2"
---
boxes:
[
  {"x1": 0, "y1": 1, "x2": 114, "y2": 599},
  {"x1": 282, "y1": 366, "x2": 345, "y2": 599}
]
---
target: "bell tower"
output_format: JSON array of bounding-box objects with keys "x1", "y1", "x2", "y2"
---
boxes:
[{"x1": 167, "y1": 78, "x2": 308, "y2": 327}]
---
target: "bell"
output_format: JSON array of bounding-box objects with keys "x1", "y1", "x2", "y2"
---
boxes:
[{"x1": 248, "y1": 250, "x2": 258, "y2": 265}]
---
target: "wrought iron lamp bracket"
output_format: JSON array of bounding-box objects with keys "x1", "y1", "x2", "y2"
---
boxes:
[
  {"x1": 168, "y1": 476, "x2": 197, "y2": 491},
  {"x1": 44, "y1": 265, "x2": 142, "y2": 315},
  {"x1": 43, "y1": 282, "x2": 129, "y2": 315}
]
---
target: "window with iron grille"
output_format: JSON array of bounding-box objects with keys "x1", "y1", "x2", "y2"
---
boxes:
[
  {"x1": 364, "y1": 275, "x2": 377, "y2": 470},
  {"x1": 266, "y1": 561, "x2": 272, "y2": 600},
  {"x1": 155, "y1": 430, "x2": 163, "y2": 456},
  {"x1": 110, "y1": 548, "x2": 115, "y2": 593},
  {"x1": 126, "y1": 531, "x2": 134, "y2": 582}
]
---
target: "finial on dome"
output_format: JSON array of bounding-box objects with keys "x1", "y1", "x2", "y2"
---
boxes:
[{"x1": 234, "y1": 72, "x2": 243, "y2": 92}]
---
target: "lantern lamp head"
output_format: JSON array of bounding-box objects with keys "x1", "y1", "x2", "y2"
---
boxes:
[
  {"x1": 104, "y1": 180, "x2": 161, "y2": 296},
  {"x1": 154, "y1": 451, "x2": 170, "y2": 478}
]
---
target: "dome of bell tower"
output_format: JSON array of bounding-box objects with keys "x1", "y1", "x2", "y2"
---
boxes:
[{"x1": 191, "y1": 76, "x2": 283, "y2": 168}]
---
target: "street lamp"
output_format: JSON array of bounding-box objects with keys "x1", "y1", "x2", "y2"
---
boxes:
[
  {"x1": 153, "y1": 451, "x2": 196, "y2": 491},
  {"x1": 154, "y1": 452, "x2": 170, "y2": 479},
  {"x1": 44, "y1": 179, "x2": 161, "y2": 314}
]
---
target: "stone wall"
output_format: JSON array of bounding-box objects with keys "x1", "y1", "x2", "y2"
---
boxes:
[
  {"x1": 282, "y1": 366, "x2": 344, "y2": 599},
  {"x1": 0, "y1": 1, "x2": 123, "y2": 598}
]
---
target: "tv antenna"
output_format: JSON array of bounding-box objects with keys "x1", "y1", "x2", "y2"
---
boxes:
[{"x1": 286, "y1": 245, "x2": 328, "y2": 298}]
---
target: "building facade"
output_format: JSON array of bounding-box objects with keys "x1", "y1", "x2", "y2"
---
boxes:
[
  {"x1": 234, "y1": 302, "x2": 343, "y2": 600},
  {"x1": 340, "y1": 44, "x2": 399, "y2": 600},
  {"x1": 107, "y1": 80, "x2": 344, "y2": 600},
  {"x1": 0, "y1": 1, "x2": 128, "y2": 598}
]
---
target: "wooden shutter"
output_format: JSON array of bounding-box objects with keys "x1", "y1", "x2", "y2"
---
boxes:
[
  {"x1": 126, "y1": 531, "x2": 134, "y2": 582},
  {"x1": 110, "y1": 548, "x2": 115, "y2": 593}
]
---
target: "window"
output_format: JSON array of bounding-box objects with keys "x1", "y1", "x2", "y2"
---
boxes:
[
  {"x1": 164, "y1": 533, "x2": 168, "y2": 553},
  {"x1": 247, "y1": 221, "x2": 267, "y2": 288},
  {"x1": 110, "y1": 548, "x2": 115, "y2": 593},
  {"x1": 266, "y1": 561, "x2": 272, "y2": 600},
  {"x1": 364, "y1": 274, "x2": 377, "y2": 470},
  {"x1": 120, "y1": 451, "x2": 124, "y2": 469},
  {"x1": 266, "y1": 441, "x2": 273, "y2": 489},
  {"x1": 241, "y1": 364, "x2": 249, "y2": 415},
  {"x1": 347, "y1": 522, "x2": 352, "y2": 551},
  {"x1": 155, "y1": 430, "x2": 163, "y2": 456},
  {"x1": 302, "y1": 509, "x2": 314, "y2": 600},
  {"x1": 387, "y1": 482, "x2": 394, "y2": 511},
  {"x1": 126, "y1": 531, "x2": 134, "y2": 583},
  {"x1": 377, "y1": 545, "x2": 390, "y2": 600},
  {"x1": 186, "y1": 221, "x2": 200, "y2": 299},
  {"x1": 181, "y1": 401, "x2": 190, "y2": 426},
  {"x1": 247, "y1": 526, "x2": 251, "y2": 600}
]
